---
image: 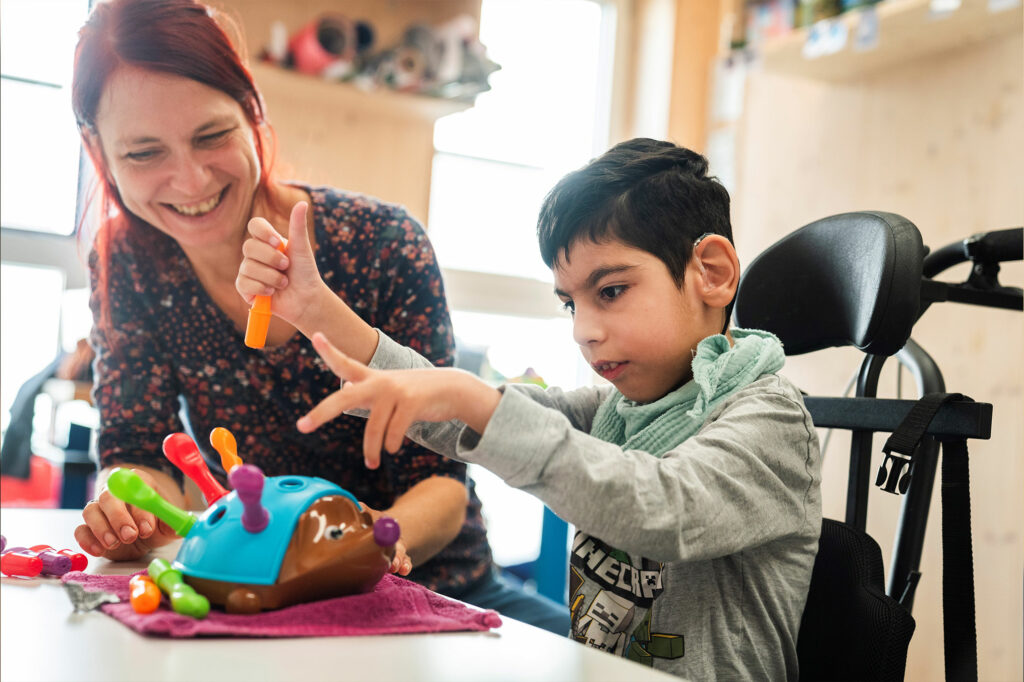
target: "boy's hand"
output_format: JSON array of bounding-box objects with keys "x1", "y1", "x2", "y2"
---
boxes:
[
  {"x1": 297, "y1": 332, "x2": 501, "y2": 469},
  {"x1": 236, "y1": 201, "x2": 331, "y2": 331},
  {"x1": 360, "y1": 503, "x2": 412, "y2": 576},
  {"x1": 74, "y1": 468, "x2": 181, "y2": 560}
]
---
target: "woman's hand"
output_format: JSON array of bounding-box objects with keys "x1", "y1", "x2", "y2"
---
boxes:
[
  {"x1": 236, "y1": 201, "x2": 332, "y2": 332},
  {"x1": 297, "y1": 332, "x2": 501, "y2": 469},
  {"x1": 74, "y1": 467, "x2": 182, "y2": 561},
  {"x1": 361, "y1": 503, "x2": 412, "y2": 576}
]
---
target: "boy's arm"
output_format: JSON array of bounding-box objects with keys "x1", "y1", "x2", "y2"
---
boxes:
[
  {"x1": 354, "y1": 330, "x2": 608, "y2": 459},
  {"x1": 369, "y1": 330, "x2": 608, "y2": 426},
  {"x1": 449, "y1": 376, "x2": 822, "y2": 563},
  {"x1": 297, "y1": 332, "x2": 501, "y2": 467},
  {"x1": 298, "y1": 334, "x2": 819, "y2": 564}
]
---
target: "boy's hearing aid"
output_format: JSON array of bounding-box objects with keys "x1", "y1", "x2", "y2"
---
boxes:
[{"x1": 693, "y1": 233, "x2": 713, "y2": 288}]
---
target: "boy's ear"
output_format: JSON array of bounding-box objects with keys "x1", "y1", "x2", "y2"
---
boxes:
[{"x1": 692, "y1": 235, "x2": 739, "y2": 309}]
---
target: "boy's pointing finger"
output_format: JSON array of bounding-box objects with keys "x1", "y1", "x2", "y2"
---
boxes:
[{"x1": 297, "y1": 390, "x2": 352, "y2": 433}]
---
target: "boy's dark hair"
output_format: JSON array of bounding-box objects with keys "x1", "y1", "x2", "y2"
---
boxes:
[{"x1": 537, "y1": 138, "x2": 736, "y2": 326}]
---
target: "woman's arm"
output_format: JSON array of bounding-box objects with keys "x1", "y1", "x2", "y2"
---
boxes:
[
  {"x1": 243, "y1": 194, "x2": 472, "y2": 573},
  {"x1": 360, "y1": 201, "x2": 474, "y2": 569},
  {"x1": 79, "y1": 246, "x2": 190, "y2": 559},
  {"x1": 75, "y1": 464, "x2": 186, "y2": 559},
  {"x1": 238, "y1": 201, "x2": 379, "y2": 363},
  {"x1": 382, "y1": 475, "x2": 467, "y2": 569}
]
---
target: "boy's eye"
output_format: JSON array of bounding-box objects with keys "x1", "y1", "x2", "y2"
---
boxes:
[
  {"x1": 560, "y1": 299, "x2": 575, "y2": 315},
  {"x1": 599, "y1": 285, "x2": 627, "y2": 301}
]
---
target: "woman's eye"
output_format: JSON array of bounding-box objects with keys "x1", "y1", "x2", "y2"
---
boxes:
[
  {"x1": 125, "y1": 150, "x2": 160, "y2": 162},
  {"x1": 197, "y1": 129, "x2": 232, "y2": 146},
  {"x1": 600, "y1": 285, "x2": 627, "y2": 301}
]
